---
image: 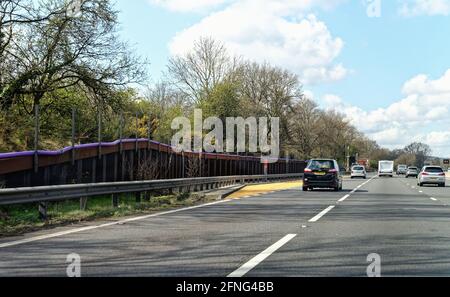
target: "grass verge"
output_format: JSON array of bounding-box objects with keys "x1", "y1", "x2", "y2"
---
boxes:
[{"x1": 0, "y1": 191, "x2": 213, "y2": 238}]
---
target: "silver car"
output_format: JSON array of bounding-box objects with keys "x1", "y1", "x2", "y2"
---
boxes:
[
  {"x1": 405, "y1": 166, "x2": 418, "y2": 178},
  {"x1": 351, "y1": 165, "x2": 367, "y2": 179},
  {"x1": 397, "y1": 164, "x2": 408, "y2": 175},
  {"x1": 418, "y1": 166, "x2": 446, "y2": 187}
]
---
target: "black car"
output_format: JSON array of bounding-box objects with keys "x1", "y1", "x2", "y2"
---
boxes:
[{"x1": 303, "y1": 159, "x2": 343, "y2": 191}]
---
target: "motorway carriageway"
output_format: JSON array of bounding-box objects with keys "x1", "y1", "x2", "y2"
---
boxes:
[{"x1": 1, "y1": 174, "x2": 450, "y2": 276}]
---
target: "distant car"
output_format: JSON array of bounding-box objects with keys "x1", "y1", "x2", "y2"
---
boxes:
[
  {"x1": 303, "y1": 159, "x2": 343, "y2": 191},
  {"x1": 396, "y1": 165, "x2": 408, "y2": 175},
  {"x1": 418, "y1": 166, "x2": 446, "y2": 187},
  {"x1": 405, "y1": 166, "x2": 418, "y2": 178},
  {"x1": 351, "y1": 165, "x2": 367, "y2": 179}
]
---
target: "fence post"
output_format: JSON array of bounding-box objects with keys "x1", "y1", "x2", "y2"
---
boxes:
[
  {"x1": 119, "y1": 112, "x2": 123, "y2": 154},
  {"x1": 182, "y1": 151, "x2": 185, "y2": 179},
  {"x1": 33, "y1": 104, "x2": 40, "y2": 173},
  {"x1": 71, "y1": 108, "x2": 76, "y2": 166},
  {"x1": 135, "y1": 112, "x2": 139, "y2": 152},
  {"x1": 286, "y1": 152, "x2": 290, "y2": 174},
  {"x1": 264, "y1": 160, "x2": 268, "y2": 182},
  {"x1": 98, "y1": 109, "x2": 102, "y2": 159},
  {"x1": 147, "y1": 113, "x2": 152, "y2": 149}
]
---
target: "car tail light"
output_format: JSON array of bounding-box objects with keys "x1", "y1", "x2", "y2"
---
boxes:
[
  {"x1": 422, "y1": 172, "x2": 429, "y2": 175},
  {"x1": 329, "y1": 169, "x2": 338, "y2": 174},
  {"x1": 304, "y1": 168, "x2": 312, "y2": 173},
  {"x1": 439, "y1": 172, "x2": 445, "y2": 176}
]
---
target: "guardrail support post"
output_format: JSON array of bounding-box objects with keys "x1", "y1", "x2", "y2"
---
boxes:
[
  {"x1": 38, "y1": 202, "x2": 48, "y2": 221},
  {"x1": 77, "y1": 160, "x2": 88, "y2": 210},
  {"x1": 112, "y1": 194, "x2": 119, "y2": 208},
  {"x1": 144, "y1": 192, "x2": 151, "y2": 202},
  {"x1": 80, "y1": 197, "x2": 87, "y2": 211},
  {"x1": 135, "y1": 192, "x2": 141, "y2": 203}
]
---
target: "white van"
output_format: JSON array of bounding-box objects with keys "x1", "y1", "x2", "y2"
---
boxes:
[{"x1": 379, "y1": 160, "x2": 394, "y2": 177}]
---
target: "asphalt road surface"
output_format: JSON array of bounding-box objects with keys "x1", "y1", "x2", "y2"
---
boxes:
[{"x1": 1, "y1": 174, "x2": 450, "y2": 277}]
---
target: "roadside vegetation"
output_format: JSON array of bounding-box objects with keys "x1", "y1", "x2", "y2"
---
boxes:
[{"x1": 0, "y1": 191, "x2": 214, "y2": 237}]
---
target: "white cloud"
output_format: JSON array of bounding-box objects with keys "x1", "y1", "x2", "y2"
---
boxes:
[
  {"x1": 322, "y1": 69, "x2": 450, "y2": 156},
  {"x1": 166, "y1": 0, "x2": 347, "y2": 85},
  {"x1": 399, "y1": 0, "x2": 450, "y2": 17}
]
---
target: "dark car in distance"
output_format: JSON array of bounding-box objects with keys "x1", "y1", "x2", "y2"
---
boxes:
[{"x1": 303, "y1": 159, "x2": 343, "y2": 191}]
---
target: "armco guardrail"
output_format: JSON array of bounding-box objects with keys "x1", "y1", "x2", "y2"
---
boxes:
[{"x1": 0, "y1": 173, "x2": 303, "y2": 206}]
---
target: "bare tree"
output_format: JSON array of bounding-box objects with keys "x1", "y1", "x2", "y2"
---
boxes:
[
  {"x1": 287, "y1": 98, "x2": 322, "y2": 159},
  {"x1": 0, "y1": 0, "x2": 147, "y2": 113},
  {"x1": 239, "y1": 61, "x2": 302, "y2": 156},
  {"x1": 145, "y1": 81, "x2": 189, "y2": 111},
  {"x1": 404, "y1": 142, "x2": 432, "y2": 167},
  {"x1": 167, "y1": 37, "x2": 236, "y2": 104}
]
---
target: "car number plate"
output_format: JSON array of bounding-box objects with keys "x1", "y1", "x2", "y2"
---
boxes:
[{"x1": 315, "y1": 172, "x2": 326, "y2": 176}]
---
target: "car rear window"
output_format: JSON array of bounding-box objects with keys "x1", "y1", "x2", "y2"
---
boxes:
[
  {"x1": 353, "y1": 166, "x2": 364, "y2": 170},
  {"x1": 408, "y1": 167, "x2": 418, "y2": 170},
  {"x1": 424, "y1": 167, "x2": 444, "y2": 173},
  {"x1": 308, "y1": 160, "x2": 335, "y2": 170}
]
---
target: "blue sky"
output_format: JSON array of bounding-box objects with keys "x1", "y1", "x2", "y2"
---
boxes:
[{"x1": 114, "y1": 0, "x2": 450, "y2": 157}]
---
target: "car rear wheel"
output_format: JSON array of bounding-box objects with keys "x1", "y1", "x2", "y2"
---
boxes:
[{"x1": 302, "y1": 186, "x2": 308, "y2": 191}]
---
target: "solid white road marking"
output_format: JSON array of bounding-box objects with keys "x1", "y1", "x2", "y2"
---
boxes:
[
  {"x1": 309, "y1": 206, "x2": 335, "y2": 223},
  {"x1": 431, "y1": 198, "x2": 438, "y2": 201},
  {"x1": 228, "y1": 234, "x2": 297, "y2": 277},
  {"x1": 0, "y1": 198, "x2": 235, "y2": 249},
  {"x1": 338, "y1": 195, "x2": 350, "y2": 203}
]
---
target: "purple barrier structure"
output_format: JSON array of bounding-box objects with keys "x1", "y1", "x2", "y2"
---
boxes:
[{"x1": 0, "y1": 139, "x2": 306, "y2": 189}]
